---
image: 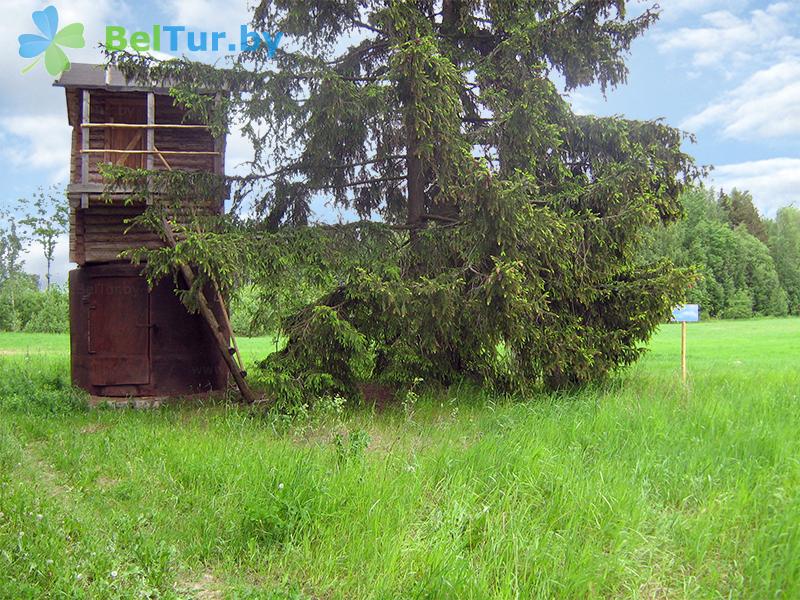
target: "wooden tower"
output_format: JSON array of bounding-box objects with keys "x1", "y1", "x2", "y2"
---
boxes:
[{"x1": 56, "y1": 64, "x2": 229, "y2": 398}]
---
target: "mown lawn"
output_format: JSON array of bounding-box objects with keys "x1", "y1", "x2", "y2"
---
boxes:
[{"x1": 1, "y1": 319, "x2": 799, "y2": 598}]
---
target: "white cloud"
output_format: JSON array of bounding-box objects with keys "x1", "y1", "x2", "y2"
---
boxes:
[
  {"x1": 566, "y1": 90, "x2": 597, "y2": 116},
  {"x1": 21, "y1": 233, "x2": 70, "y2": 287},
  {"x1": 681, "y1": 60, "x2": 800, "y2": 139},
  {"x1": 166, "y1": 0, "x2": 252, "y2": 58},
  {"x1": 710, "y1": 158, "x2": 800, "y2": 217},
  {"x1": 658, "y1": 0, "x2": 748, "y2": 21},
  {"x1": 664, "y1": 4, "x2": 800, "y2": 144},
  {"x1": 0, "y1": 115, "x2": 72, "y2": 181},
  {"x1": 167, "y1": 0, "x2": 250, "y2": 32},
  {"x1": 656, "y1": 3, "x2": 799, "y2": 69},
  {"x1": 2, "y1": 1, "x2": 133, "y2": 112},
  {"x1": 0, "y1": 0, "x2": 133, "y2": 185},
  {"x1": 224, "y1": 125, "x2": 256, "y2": 176}
]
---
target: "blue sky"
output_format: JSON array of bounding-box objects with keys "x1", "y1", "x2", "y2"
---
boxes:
[{"x1": 1, "y1": 0, "x2": 799, "y2": 284}]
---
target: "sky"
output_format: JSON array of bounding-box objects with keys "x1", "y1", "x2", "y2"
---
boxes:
[{"x1": 1, "y1": 0, "x2": 798, "y2": 285}]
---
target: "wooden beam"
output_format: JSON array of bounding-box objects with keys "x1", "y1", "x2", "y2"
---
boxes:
[
  {"x1": 151, "y1": 141, "x2": 243, "y2": 374},
  {"x1": 112, "y1": 131, "x2": 144, "y2": 168},
  {"x1": 146, "y1": 93, "x2": 155, "y2": 206},
  {"x1": 80, "y1": 123, "x2": 210, "y2": 129},
  {"x1": 68, "y1": 183, "x2": 127, "y2": 194},
  {"x1": 80, "y1": 149, "x2": 221, "y2": 156},
  {"x1": 146, "y1": 93, "x2": 155, "y2": 172},
  {"x1": 81, "y1": 89, "x2": 90, "y2": 209},
  {"x1": 159, "y1": 218, "x2": 258, "y2": 404},
  {"x1": 681, "y1": 321, "x2": 687, "y2": 384},
  {"x1": 152, "y1": 145, "x2": 173, "y2": 170},
  {"x1": 213, "y1": 92, "x2": 225, "y2": 179},
  {"x1": 146, "y1": 135, "x2": 250, "y2": 400}
]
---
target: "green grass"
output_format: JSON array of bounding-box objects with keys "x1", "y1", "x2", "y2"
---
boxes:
[
  {"x1": 1, "y1": 319, "x2": 799, "y2": 598},
  {"x1": 640, "y1": 317, "x2": 800, "y2": 374},
  {"x1": 0, "y1": 332, "x2": 280, "y2": 360},
  {"x1": 0, "y1": 332, "x2": 70, "y2": 355}
]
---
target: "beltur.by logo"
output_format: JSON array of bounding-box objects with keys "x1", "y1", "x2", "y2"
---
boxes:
[
  {"x1": 18, "y1": 5, "x2": 85, "y2": 76},
  {"x1": 105, "y1": 25, "x2": 283, "y2": 56},
  {"x1": 17, "y1": 5, "x2": 282, "y2": 79}
]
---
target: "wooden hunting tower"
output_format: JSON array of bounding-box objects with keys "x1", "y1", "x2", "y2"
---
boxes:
[{"x1": 56, "y1": 64, "x2": 229, "y2": 398}]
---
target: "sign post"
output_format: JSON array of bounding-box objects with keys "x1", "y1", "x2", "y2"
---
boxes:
[
  {"x1": 681, "y1": 321, "x2": 687, "y2": 383},
  {"x1": 671, "y1": 304, "x2": 699, "y2": 383}
]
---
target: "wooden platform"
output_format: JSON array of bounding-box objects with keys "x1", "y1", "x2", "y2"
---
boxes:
[{"x1": 88, "y1": 390, "x2": 227, "y2": 409}]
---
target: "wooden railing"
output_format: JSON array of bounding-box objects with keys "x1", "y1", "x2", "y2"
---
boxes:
[{"x1": 78, "y1": 90, "x2": 223, "y2": 208}]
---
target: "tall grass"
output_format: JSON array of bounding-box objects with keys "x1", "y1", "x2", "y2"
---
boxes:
[{"x1": 1, "y1": 319, "x2": 799, "y2": 598}]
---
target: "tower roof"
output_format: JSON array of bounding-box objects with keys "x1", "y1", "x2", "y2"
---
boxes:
[{"x1": 54, "y1": 63, "x2": 175, "y2": 93}]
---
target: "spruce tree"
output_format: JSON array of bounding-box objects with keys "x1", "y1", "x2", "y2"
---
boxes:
[{"x1": 111, "y1": 1, "x2": 698, "y2": 401}]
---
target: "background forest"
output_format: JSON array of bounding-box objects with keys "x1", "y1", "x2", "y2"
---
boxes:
[{"x1": 642, "y1": 187, "x2": 800, "y2": 320}]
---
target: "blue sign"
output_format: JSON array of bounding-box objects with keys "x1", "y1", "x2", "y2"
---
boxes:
[{"x1": 672, "y1": 304, "x2": 700, "y2": 322}]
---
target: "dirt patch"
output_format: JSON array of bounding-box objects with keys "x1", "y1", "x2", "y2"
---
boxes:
[
  {"x1": 176, "y1": 572, "x2": 223, "y2": 600},
  {"x1": 22, "y1": 442, "x2": 72, "y2": 499},
  {"x1": 366, "y1": 429, "x2": 406, "y2": 454},
  {"x1": 80, "y1": 423, "x2": 111, "y2": 434},
  {"x1": 95, "y1": 476, "x2": 120, "y2": 489},
  {"x1": 87, "y1": 391, "x2": 227, "y2": 409},
  {"x1": 637, "y1": 580, "x2": 675, "y2": 600},
  {"x1": 358, "y1": 382, "x2": 398, "y2": 412}
]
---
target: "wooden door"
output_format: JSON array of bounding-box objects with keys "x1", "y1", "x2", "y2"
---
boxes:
[
  {"x1": 104, "y1": 97, "x2": 146, "y2": 169},
  {"x1": 88, "y1": 275, "x2": 150, "y2": 385}
]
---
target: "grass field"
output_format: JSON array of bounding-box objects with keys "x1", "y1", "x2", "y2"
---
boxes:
[{"x1": 1, "y1": 319, "x2": 799, "y2": 598}]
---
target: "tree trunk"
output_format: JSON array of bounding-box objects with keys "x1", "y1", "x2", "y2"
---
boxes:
[
  {"x1": 442, "y1": 0, "x2": 460, "y2": 33},
  {"x1": 406, "y1": 118, "x2": 424, "y2": 232}
]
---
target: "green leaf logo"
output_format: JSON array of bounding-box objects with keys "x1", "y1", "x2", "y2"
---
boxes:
[{"x1": 18, "y1": 6, "x2": 85, "y2": 76}]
